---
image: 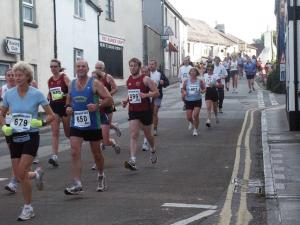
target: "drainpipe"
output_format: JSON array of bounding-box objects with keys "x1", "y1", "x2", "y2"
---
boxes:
[
  {"x1": 53, "y1": 0, "x2": 57, "y2": 58},
  {"x1": 161, "y1": 0, "x2": 165, "y2": 73},
  {"x1": 293, "y1": 0, "x2": 299, "y2": 113},
  {"x1": 97, "y1": 11, "x2": 101, "y2": 60},
  {"x1": 19, "y1": 0, "x2": 24, "y2": 60}
]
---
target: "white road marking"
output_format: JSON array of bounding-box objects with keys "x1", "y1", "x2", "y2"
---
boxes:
[
  {"x1": 169, "y1": 210, "x2": 217, "y2": 225},
  {"x1": 257, "y1": 91, "x2": 265, "y2": 108},
  {"x1": 269, "y1": 93, "x2": 279, "y2": 106},
  {"x1": 162, "y1": 203, "x2": 217, "y2": 210},
  {"x1": 0, "y1": 178, "x2": 8, "y2": 181}
]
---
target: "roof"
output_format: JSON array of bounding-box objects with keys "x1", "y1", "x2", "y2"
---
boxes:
[
  {"x1": 185, "y1": 18, "x2": 233, "y2": 46},
  {"x1": 164, "y1": 0, "x2": 189, "y2": 26},
  {"x1": 186, "y1": 17, "x2": 248, "y2": 46}
]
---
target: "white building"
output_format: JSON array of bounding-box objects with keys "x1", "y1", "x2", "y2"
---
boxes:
[
  {"x1": 56, "y1": 0, "x2": 102, "y2": 78},
  {"x1": 0, "y1": 0, "x2": 54, "y2": 94},
  {"x1": 99, "y1": 0, "x2": 143, "y2": 84}
]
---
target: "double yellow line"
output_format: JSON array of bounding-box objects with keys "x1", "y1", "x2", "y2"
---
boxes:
[{"x1": 217, "y1": 108, "x2": 257, "y2": 225}]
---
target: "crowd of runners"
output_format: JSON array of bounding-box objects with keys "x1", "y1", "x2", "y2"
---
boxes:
[{"x1": 0, "y1": 53, "x2": 257, "y2": 221}]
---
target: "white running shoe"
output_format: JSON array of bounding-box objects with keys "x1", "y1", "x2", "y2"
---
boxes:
[
  {"x1": 188, "y1": 122, "x2": 193, "y2": 130},
  {"x1": 193, "y1": 128, "x2": 198, "y2": 136},
  {"x1": 91, "y1": 164, "x2": 97, "y2": 170},
  {"x1": 4, "y1": 181, "x2": 17, "y2": 193},
  {"x1": 142, "y1": 139, "x2": 149, "y2": 151},
  {"x1": 206, "y1": 119, "x2": 211, "y2": 127},
  {"x1": 64, "y1": 183, "x2": 83, "y2": 195},
  {"x1": 35, "y1": 167, "x2": 44, "y2": 191},
  {"x1": 96, "y1": 174, "x2": 107, "y2": 192},
  {"x1": 32, "y1": 158, "x2": 39, "y2": 164},
  {"x1": 17, "y1": 206, "x2": 35, "y2": 221}
]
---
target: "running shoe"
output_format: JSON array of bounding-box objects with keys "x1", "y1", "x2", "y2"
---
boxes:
[
  {"x1": 188, "y1": 122, "x2": 193, "y2": 130},
  {"x1": 113, "y1": 124, "x2": 122, "y2": 137},
  {"x1": 193, "y1": 128, "x2": 198, "y2": 136},
  {"x1": 219, "y1": 108, "x2": 223, "y2": 113},
  {"x1": 150, "y1": 151, "x2": 158, "y2": 164},
  {"x1": 91, "y1": 164, "x2": 97, "y2": 170},
  {"x1": 100, "y1": 143, "x2": 106, "y2": 151},
  {"x1": 142, "y1": 140, "x2": 149, "y2": 151},
  {"x1": 4, "y1": 181, "x2": 17, "y2": 193},
  {"x1": 17, "y1": 206, "x2": 35, "y2": 221},
  {"x1": 64, "y1": 183, "x2": 83, "y2": 195},
  {"x1": 153, "y1": 128, "x2": 158, "y2": 136},
  {"x1": 32, "y1": 158, "x2": 39, "y2": 164},
  {"x1": 112, "y1": 143, "x2": 121, "y2": 155},
  {"x1": 96, "y1": 174, "x2": 107, "y2": 192},
  {"x1": 48, "y1": 157, "x2": 59, "y2": 167},
  {"x1": 252, "y1": 87, "x2": 255, "y2": 91},
  {"x1": 124, "y1": 160, "x2": 137, "y2": 170},
  {"x1": 206, "y1": 119, "x2": 211, "y2": 127},
  {"x1": 35, "y1": 167, "x2": 44, "y2": 191}
]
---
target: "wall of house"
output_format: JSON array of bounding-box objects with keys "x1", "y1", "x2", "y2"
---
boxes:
[
  {"x1": 56, "y1": 1, "x2": 99, "y2": 78},
  {"x1": 100, "y1": 0, "x2": 143, "y2": 84}
]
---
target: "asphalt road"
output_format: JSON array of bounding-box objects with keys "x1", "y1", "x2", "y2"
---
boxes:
[{"x1": 0, "y1": 78, "x2": 285, "y2": 225}]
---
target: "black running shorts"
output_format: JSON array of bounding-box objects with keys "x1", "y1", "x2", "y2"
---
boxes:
[
  {"x1": 10, "y1": 132, "x2": 40, "y2": 158},
  {"x1": 70, "y1": 128, "x2": 102, "y2": 141},
  {"x1": 128, "y1": 110, "x2": 152, "y2": 126}
]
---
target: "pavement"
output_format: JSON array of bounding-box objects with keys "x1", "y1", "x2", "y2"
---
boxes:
[{"x1": 261, "y1": 95, "x2": 300, "y2": 224}]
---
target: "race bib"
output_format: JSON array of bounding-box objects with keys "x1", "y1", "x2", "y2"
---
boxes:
[
  {"x1": 182, "y1": 73, "x2": 188, "y2": 78},
  {"x1": 128, "y1": 89, "x2": 141, "y2": 104},
  {"x1": 10, "y1": 113, "x2": 32, "y2": 132},
  {"x1": 50, "y1": 87, "x2": 63, "y2": 100},
  {"x1": 189, "y1": 84, "x2": 199, "y2": 95},
  {"x1": 74, "y1": 110, "x2": 91, "y2": 128},
  {"x1": 5, "y1": 114, "x2": 12, "y2": 125}
]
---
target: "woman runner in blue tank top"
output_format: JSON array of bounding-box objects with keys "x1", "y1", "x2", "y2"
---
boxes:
[{"x1": 182, "y1": 67, "x2": 205, "y2": 136}]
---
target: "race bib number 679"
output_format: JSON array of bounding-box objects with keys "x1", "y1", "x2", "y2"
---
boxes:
[{"x1": 10, "y1": 113, "x2": 32, "y2": 132}]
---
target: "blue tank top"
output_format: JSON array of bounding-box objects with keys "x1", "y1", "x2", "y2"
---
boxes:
[
  {"x1": 185, "y1": 78, "x2": 202, "y2": 101},
  {"x1": 70, "y1": 77, "x2": 101, "y2": 130}
]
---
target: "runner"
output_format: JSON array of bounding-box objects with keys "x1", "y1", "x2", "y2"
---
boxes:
[
  {"x1": 47, "y1": 59, "x2": 70, "y2": 167},
  {"x1": 178, "y1": 57, "x2": 192, "y2": 111},
  {"x1": 203, "y1": 64, "x2": 221, "y2": 127},
  {"x1": 230, "y1": 54, "x2": 239, "y2": 93},
  {"x1": 223, "y1": 54, "x2": 231, "y2": 91},
  {"x1": 1, "y1": 61, "x2": 55, "y2": 221},
  {"x1": 244, "y1": 55, "x2": 257, "y2": 93},
  {"x1": 182, "y1": 67, "x2": 205, "y2": 136},
  {"x1": 237, "y1": 52, "x2": 245, "y2": 79},
  {"x1": 213, "y1": 56, "x2": 227, "y2": 113},
  {"x1": 0, "y1": 68, "x2": 18, "y2": 193},
  {"x1": 122, "y1": 58, "x2": 159, "y2": 170},
  {"x1": 95, "y1": 61, "x2": 121, "y2": 137},
  {"x1": 90, "y1": 69, "x2": 121, "y2": 170},
  {"x1": 64, "y1": 59, "x2": 113, "y2": 194}
]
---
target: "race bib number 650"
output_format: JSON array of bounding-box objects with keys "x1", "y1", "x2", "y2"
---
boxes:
[{"x1": 74, "y1": 110, "x2": 91, "y2": 128}]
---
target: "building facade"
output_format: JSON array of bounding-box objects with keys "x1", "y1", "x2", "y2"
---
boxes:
[
  {"x1": 0, "y1": 0, "x2": 54, "y2": 93},
  {"x1": 99, "y1": 0, "x2": 143, "y2": 84}
]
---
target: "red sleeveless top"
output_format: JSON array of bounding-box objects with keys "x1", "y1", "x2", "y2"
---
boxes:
[
  {"x1": 126, "y1": 75, "x2": 150, "y2": 112},
  {"x1": 48, "y1": 73, "x2": 68, "y2": 103}
]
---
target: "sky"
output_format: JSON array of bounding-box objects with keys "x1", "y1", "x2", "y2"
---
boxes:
[{"x1": 168, "y1": 0, "x2": 276, "y2": 43}]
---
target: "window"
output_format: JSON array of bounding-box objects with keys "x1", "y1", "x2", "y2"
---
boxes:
[
  {"x1": 23, "y1": 0, "x2": 35, "y2": 24},
  {"x1": 74, "y1": 48, "x2": 84, "y2": 76},
  {"x1": 106, "y1": 0, "x2": 114, "y2": 21},
  {"x1": 74, "y1": 0, "x2": 85, "y2": 18},
  {"x1": 0, "y1": 62, "x2": 11, "y2": 88},
  {"x1": 174, "y1": 18, "x2": 177, "y2": 38}
]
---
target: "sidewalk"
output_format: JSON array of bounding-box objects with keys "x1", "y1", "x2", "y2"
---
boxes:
[{"x1": 262, "y1": 105, "x2": 300, "y2": 224}]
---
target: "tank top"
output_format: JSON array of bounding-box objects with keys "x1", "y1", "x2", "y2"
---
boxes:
[
  {"x1": 100, "y1": 75, "x2": 112, "y2": 92},
  {"x1": 1, "y1": 84, "x2": 10, "y2": 99},
  {"x1": 70, "y1": 77, "x2": 101, "y2": 130},
  {"x1": 185, "y1": 78, "x2": 202, "y2": 101},
  {"x1": 48, "y1": 73, "x2": 68, "y2": 103},
  {"x1": 126, "y1": 75, "x2": 151, "y2": 112}
]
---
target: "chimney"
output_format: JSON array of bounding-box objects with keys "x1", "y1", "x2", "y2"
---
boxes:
[{"x1": 215, "y1": 24, "x2": 225, "y2": 33}]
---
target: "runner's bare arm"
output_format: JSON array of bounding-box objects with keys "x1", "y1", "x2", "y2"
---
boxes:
[
  {"x1": 0, "y1": 106, "x2": 8, "y2": 126},
  {"x1": 181, "y1": 80, "x2": 187, "y2": 98},
  {"x1": 142, "y1": 76, "x2": 159, "y2": 98},
  {"x1": 107, "y1": 74, "x2": 118, "y2": 96},
  {"x1": 94, "y1": 79, "x2": 113, "y2": 108},
  {"x1": 42, "y1": 105, "x2": 55, "y2": 125}
]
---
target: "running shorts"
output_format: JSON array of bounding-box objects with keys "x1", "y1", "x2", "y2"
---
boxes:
[
  {"x1": 205, "y1": 87, "x2": 218, "y2": 102},
  {"x1": 100, "y1": 112, "x2": 110, "y2": 125},
  {"x1": 185, "y1": 99, "x2": 202, "y2": 110},
  {"x1": 246, "y1": 74, "x2": 255, "y2": 80},
  {"x1": 50, "y1": 101, "x2": 67, "y2": 117},
  {"x1": 128, "y1": 110, "x2": 152, "y2": 126},
  {"x1": 70, "y1": 128, "x2": 102, "y2": 141},
  {"x1": 9, "y1": 132, "x2": 40, "y2": 158}
]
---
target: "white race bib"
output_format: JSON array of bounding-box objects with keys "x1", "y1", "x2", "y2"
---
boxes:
[
  {"x1": 128, "y1": 89, "x2": 141, "y2": 104},
  {"x1": 10, "y1": 113, "x2": 32, "y2": 132},
  {"x1": 50, "y1": 87, "x2": 63, "y2": 100},
  {"x1": 74, "y1": 110, "x2": 91, "y2": 128},
  {"x1": 189, "y1": 84, "x2": 199, "y2": 95}
]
